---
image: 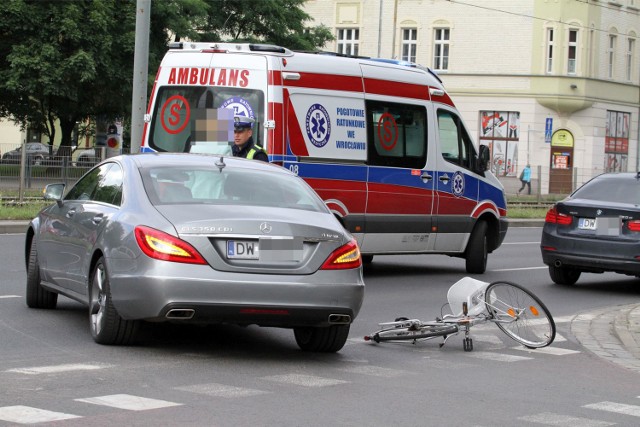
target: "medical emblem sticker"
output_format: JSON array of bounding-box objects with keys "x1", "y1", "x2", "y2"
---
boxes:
[
  {"x1": 305, "y1": 104, "x2": 331, "y2": 148},
  {"x1": 452, "y1": 172, "x2": 465, "y2": 197},
  {"x1": 221, "y1": 97, "x2": 255, "y2": 120}
]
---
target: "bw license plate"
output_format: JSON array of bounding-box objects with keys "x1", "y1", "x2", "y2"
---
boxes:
[
  {"x1": 227, "y1": 240, "x2": 259, "y2": 259},
  {"x1": 578, "y1": 218, "x2": 596, "y2": 230}
]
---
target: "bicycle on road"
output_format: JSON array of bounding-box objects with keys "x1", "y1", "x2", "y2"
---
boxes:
[{"x1": 364, "y1": 277, "x2": 555, "y2": 352}]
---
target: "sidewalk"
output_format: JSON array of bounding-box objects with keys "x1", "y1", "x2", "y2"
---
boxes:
[{"x1": 2, "y1": 219, "x2": 639, "y2": 372}]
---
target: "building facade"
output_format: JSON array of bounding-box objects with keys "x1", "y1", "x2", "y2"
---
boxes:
[{"x1": 303, "y1": 0, "x2": 640, "y2": 194}]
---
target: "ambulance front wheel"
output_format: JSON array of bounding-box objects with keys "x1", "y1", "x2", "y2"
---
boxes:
[{"x1": 465, "y1": 220, "x2": 488, "y2": 274}]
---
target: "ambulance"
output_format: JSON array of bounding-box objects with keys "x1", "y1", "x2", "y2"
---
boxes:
[{"x1": 141, "y1": 42, "x2": 508, "y2": 273}]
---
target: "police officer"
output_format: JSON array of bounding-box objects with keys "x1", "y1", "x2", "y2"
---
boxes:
[{"x1": 231, "y1": 116, "x2": 268, "y2": 162}]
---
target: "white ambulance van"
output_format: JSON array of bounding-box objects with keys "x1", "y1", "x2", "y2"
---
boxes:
[{"x1": 141, "y1": 42, "x2": 508, "y2": 273}]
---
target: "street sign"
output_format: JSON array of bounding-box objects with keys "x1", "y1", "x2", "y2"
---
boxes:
[{"x1": 545, "y1": 117, "x2": 553, "y2": 143}]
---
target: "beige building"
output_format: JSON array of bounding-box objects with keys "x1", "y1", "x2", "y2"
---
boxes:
[{"x1": 304, "y1": 0, "x2": 640, "y2": 194}]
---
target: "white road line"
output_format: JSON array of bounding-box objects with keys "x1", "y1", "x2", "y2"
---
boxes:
[
  {"x1": 513, "y1": 346, "x2": 580, "y2": 356},
  {"x1": 75, "y1": 394, "x2": 182, "y2": 411},
  {"x1": 262, "y1": 374, "x2": 347, "y2": 387},
  {"x1": 502, "y1": 242, "x2": 542, "y2": 245},
  {"x1": 174, "y1": 383, "x2": 268, "y2": 398},
  {"x1": 519, "y1": 412, "x2": 615, "y2": 426},
  {"x1": 339, "y1": 365, "x2": 407, "y2": 378},
  {"x1": 6, "y1": 363, "x2": 112, "y2": 375},
  {"x1": 492, "y1": 266, "x2": 548, "y2": 272},
  {"x1": 0, "y1": 295, "x2": 20, "y2": 299},
  {"x1": 466, "y1": 351, "x2": 533, "y2": 362},
  {"x1": 583, "y1": 401, "x2": 640, "y2": 417},
  {"x1": 554, "y1": 316, "x2": 574, "y2": 324},
  {"x1": 0, "y1": 406, "x2": 81, "y2": 424}
]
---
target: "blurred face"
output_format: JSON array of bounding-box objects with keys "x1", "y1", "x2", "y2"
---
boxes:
[{"x1": 233, "y1": 128, "x2": 252, "y2": 146}]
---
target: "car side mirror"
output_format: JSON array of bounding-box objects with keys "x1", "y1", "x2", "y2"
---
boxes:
[
  {"x1": 477, "y1": 144, "x2": 490, "y2": 172},
  {"x1": 44, "y1": 183, "x2": 65, "y2": 207}
]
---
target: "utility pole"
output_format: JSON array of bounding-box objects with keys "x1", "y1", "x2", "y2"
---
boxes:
[{"x1": 130, "y1": 0, "x2": 151, "y2": 154}]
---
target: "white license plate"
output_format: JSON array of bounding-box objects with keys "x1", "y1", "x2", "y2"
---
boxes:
[
  {"x1": 227, "y1": 240, "x2": 259, "y2": 259},
  {"x1": 578, "y1": 217, "x2": 596, "y2": 230}
]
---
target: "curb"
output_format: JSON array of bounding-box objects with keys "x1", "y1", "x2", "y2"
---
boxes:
[{"x1": 0, "y1": 221, "x2": 28, "y2": 234}]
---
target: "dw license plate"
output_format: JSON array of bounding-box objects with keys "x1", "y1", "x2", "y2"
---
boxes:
[
  {"x1": 578, "y1": 218, "x2": 596, "y2": 230},
  {"x1": 226, "y1": 240, "x2": 259, "y2": 259}
]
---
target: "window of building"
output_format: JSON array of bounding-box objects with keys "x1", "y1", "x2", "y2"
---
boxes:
[
  {"x1": 626, "y1": 38, "x2": 635, "y2": 81},
  {"x1": 567, "y1": 29, "x2": 578, "y2": 75},
  {"x1": 608, "y1": 35, "x2": 617, "y2": 79},
  {"x1": 401, "y1": 28, "x2": 417, "y2": 62},
  {"x1": 433, "y1": 28, "x2": 450, "y2": 71},
  {"x1": 546, "y1": 28, "x2": 554, "y2": 73},
  {"x1": 337, "y1": 28, "x2": 359, "y2": 56},
  {"x1": 605, "y1": 111, "x2": 630, "y2": 172},
  {"x1": 479, "y1": 111, "x2": 520, "y2": 177}
]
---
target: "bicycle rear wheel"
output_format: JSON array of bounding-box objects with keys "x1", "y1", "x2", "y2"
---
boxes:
[
  {"x1": 484, "y1": 281, "x2": 555, "y2": 348},
  {"x1": 368, "y1": 323, "x2": 458, "y2": 343}
]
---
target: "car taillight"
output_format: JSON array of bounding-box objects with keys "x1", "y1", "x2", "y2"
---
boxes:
[
  {"x1": 627, "y1": 220, "x2": 640, "y2": 232},
  {"x1": 321, "y1": 239, "x2": 362, "y2": 270},
  {"x1": 544, "y1": 207, "x2": 572, "y2": 225},
  {"x1": 135, "y1": 225, "x2": 206, "y2": 265}
]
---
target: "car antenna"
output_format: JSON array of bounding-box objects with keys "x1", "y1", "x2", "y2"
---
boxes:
[{"x1": 215, "y1": 156, "x2": 226, "y2": 172}]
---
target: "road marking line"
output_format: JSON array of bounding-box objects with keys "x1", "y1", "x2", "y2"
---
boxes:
[
  {"x1": 583, "y1": 401, "x2": 640, "y2": 417},
  {"x1": 340, "y1": 365, "x2": 407, "y2": 378},
  {"x1": 0, "y1": 406, "x2": 81, "y2": 424},
  {"x1": 519, "y1": 411, "x2": 615, "y2": 426},
  {"x1": 466, "y1": 351, "x2": 533, "y2": 362},
  {"x1": 0, "y1": 295, "x2": 20, "y2": 299},
  {"x1": 6, "y1": 363, "x2": 112, "y2": 375},
  {"x1": 262, "y1": 374, "x2": 347, "y2": 387},
  {"x1": 513, "y1": 346, "x2": 580, "y2": 356},
  {"x1": 175, "y1": 383, "x2": 268, "y2": 398},
  {"x1": 75, "y1": 394, "x2": 182, "y2": 411},
  {"x1": 502, "y1": 242, "x2": 542, "y2": 245},
  {"x1": 492, "y1": 266, "x2": 548, "y2": 272}
]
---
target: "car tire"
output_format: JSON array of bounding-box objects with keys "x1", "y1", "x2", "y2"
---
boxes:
[
  {"x1": 361, "y1": 255, "x2": 374, "y2": 264},
  {"x1": 294, "y1": 324, "x2": 350, "y2": 353},
  {"x1": 548, "y1": 264, "x2": 581, "y2": 285},
  {"x1": 32, "y1": 155, "x2": 44, "y2": 166},
  {"x1": 89, "y1": 257, "x2": 139, "y2": 345},
  {"x1": 26, "y1": 239, "x2": 58, "y2": 309},
  {"x1": 465, "y1": 220, "x2": 488, "y2": 274}
]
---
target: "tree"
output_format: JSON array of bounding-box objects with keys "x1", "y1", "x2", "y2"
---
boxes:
[{"x1": 0, "y1": 0, "x2": 332, "y2": 157}]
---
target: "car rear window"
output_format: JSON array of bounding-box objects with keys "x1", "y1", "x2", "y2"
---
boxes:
[
  {"x1": 141, "y1": 166, "x2": 328, "y2": 212},
  {"x1": 572, "y1": 176, "x2": 640, "y2": 204}
]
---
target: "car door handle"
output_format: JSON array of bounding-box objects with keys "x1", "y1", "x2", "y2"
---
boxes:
[
  {"x1": 66, "y1": 208, "x2": 76, "y2": 218},
  {"x1": 92, "y1": 214, "x2": 104, "y2": 225},
  {"x1": 421, "y1": 173, "x2": 432, "y2": 183},
  {"x1": 439, "y1": 175, "x2": 450, "y2": 184}
]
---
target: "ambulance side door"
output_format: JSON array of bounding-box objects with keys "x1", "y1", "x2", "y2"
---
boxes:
[
  {"x1": 362, "y1": 99, "x2": 435, "y2": 253},
  {"x1": 432, "y1": 107, "x2": 480, "y2": 252}
]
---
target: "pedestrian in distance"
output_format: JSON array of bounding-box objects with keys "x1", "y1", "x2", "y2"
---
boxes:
[
  {"x1": 518, "y1": 164, "x2": 532, "y2": 195},
  {"x1": 231, "y1": 116, "x2": 268, "y2": 162}
]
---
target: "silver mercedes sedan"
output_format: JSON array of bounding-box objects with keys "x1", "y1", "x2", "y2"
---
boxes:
[{"x1": 25, "y1": 153, "x2": 364, "y2": 352}]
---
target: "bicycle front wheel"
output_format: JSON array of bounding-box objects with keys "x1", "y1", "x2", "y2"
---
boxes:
[
  {"x1": 484, "y1": 281, "x2": 555, "y2": 348},
  {"x1": 369, "y1": 323, "x2": 458, "y2": 343}
]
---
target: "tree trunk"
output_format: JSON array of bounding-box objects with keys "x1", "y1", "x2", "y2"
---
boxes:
[{"x1": 57, "y1": 118, "x2": 77, "y2": 159}]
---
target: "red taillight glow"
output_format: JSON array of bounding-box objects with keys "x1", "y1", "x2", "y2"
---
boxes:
[
  {"x1": 321, "y1": 239, "x2": 362, "y2": 270},
  {"x1": 544, "y1": 207, "x2": 572, "y2": 225},
  {"x1": 134, "y1": 226, "x2": 206, "y2": 265},
  {"x1": 627, "y1": 220, "x2": 640, "y2": 232}
]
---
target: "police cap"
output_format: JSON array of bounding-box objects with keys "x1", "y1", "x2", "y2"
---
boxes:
[{"x1": 233, "y1": 115, "x2": 255, "y2": 130}]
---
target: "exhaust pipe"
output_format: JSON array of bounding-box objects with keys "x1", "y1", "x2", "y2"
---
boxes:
[
  {"x1": 328, "y1": 314, "x2": 351, "y2": 324},
  {"x1": 166, "y1": 309, "x2": 195, "y2": 320},
  {"x1": 554, "y1": 260, "x2": 562, "y2": 267}
]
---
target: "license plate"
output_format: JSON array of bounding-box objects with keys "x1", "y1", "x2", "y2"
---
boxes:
[
  {"x1": 578, "y1": 218, "x2": 596, "y2": 230},
  {"x1": 227, "y1": 240, "x2": 259, "y2": 259}
]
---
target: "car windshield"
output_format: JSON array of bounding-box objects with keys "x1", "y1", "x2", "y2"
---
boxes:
[
  {"x1": 140, "y1": 165, "x2": 327, "y2": 212},
  {"x1": 572, "y1": 175, "x2": 640, "y2": 205}
]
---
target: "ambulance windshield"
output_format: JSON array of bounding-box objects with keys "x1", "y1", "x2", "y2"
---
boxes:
[{"x1": 148, "y1": 87, "x2": 265, "y2": 153}]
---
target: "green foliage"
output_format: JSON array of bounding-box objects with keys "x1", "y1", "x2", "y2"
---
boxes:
[{"x1": 0, "y1": 0, "x2": 332, "y2": 155}]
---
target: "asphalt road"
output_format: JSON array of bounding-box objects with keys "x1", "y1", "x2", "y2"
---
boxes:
[{"x1": 1, "y1": 228, "x2": 640, "y2": 426}]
